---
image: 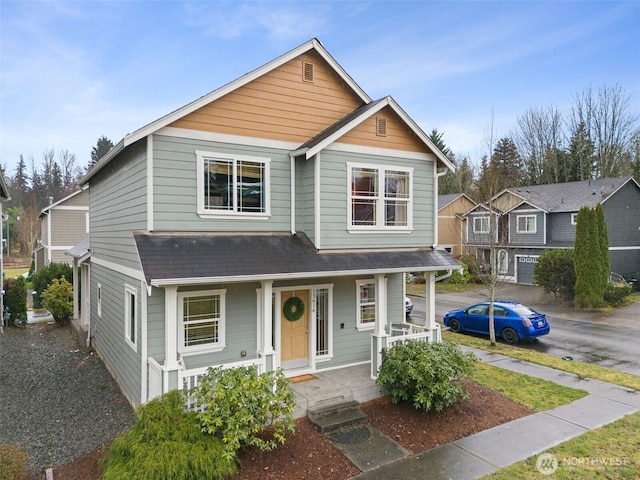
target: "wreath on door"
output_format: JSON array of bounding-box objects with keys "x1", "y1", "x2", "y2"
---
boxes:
[{"x1": 283, "y1": 296, "x2": 305, "y2": 322}]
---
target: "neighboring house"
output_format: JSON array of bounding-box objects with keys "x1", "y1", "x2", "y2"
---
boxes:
[
  {"x1": 78, "y1": 38, "x2": 458, "y2": 409},
  {"x1": 437, "y1": 193, "x2": 477, "y2": 257},
  {"x1": 0, "y1": 176, "x2": 9, "y2": 332},
  {"x1": 465, "y1": 177, "x2": 640, "y2": 284},
  {"x1": 34, "y1": 188, "x2": 89, "y2": 272}
]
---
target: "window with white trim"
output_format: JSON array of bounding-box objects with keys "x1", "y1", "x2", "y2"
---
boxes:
[
  {"x1": 349, "y1": 164, "x2": 412, "y2": 229},
  {"x1": 517, "y1": 214, "x2": 537, "y2": 233},
  {"x1": 197, "y1": 151, "x2": 270, "y2": 217},
  {"x1": 178, "y1": 290, "x2": 226, "y2": 354},
  {"x1": 571, "y1": 213, "x2": 578, "y2": 225},
  {"x1": 124, "y1": 285, "x2": 137, "y2": 350},
  {"x1": 356, "y1": 280, "x2": 376, "y2": 330},
  {"x1": 473, "y1": 216, "x2": 489, "y2": 233},
  {"x1": 97, "y1": 283, "x2": 102, "y2": 318},
  {"x1": 498, "y1": 249, "x2": 508, "y2": 274}
]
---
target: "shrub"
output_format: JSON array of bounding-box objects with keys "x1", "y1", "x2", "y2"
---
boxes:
[
  {"x1": 3, "y1": 276, "x2": 27, "y2": 328},
  {"x1": 192, "y1": 366, "x2": 296, "y2": 461},
  {"x1": 533, "y1": 249, "x2": 575, "y2": 299},
  {"x1": 448, "y1": 262, "x2": 470, "y2": 284},
  {"x1": 0, "y1": 444, "x2": 28, "y2": 480},
  {"x1": 458, "y1": 255, "x2": 481, "y2": 277},
  {"x1": 41, "y1": 278, "x2": 74, "y2": 324},
  {"x1": 376, "y1": 340, "x2": 477, "y2": 412},
  {"x1": 604, "y1": 283, "x2": 632, "y2": 306},
  {"x1": 101, "y1": 390, "x2": 236, "y2": 480},
  {"x1": 31, "y1": 262, "x2": 73, "y2": 298}
]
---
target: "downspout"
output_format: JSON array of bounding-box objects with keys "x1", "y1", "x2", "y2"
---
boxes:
[{"x1": 290, "y1": 155, "x2": 296, "y2": 235}]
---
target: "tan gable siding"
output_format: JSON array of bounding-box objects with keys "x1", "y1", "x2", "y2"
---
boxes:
[
  {"x1": 440, "y1": 196, "x2": 476, "y2": 217},
  {"x1": 338, "y1": 106, "x2": 427, "y2": 153},
  {"x1": 494, "y1": 192, "x2": 522, "y2": 212},
  {"x1": 169, "y1": 50, "x2": 364, "y2": 143}
]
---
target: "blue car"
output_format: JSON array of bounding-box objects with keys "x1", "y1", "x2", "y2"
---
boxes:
[{"x1": 443, "y1": 300, "x2": 550, "y2": 344}]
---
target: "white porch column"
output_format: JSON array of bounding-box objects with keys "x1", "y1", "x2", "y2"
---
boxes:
[
  {"x1": 425, "y1": 272, "x2": 441, "y2": 342},
  {"x1": 164, "y1": 286, "x2": 180, "y2": 369},
  {"x1": 258, "y1": 280, "x2": 275, "y2": 370},
  {"x1": 72, "y1": 259, "x2": 79, "y2": 320},
  {"x1": 371, "y1": 274, "x2": 389, "y2": 379},
  {"x1": 374, "y1": 274, "x2": 387, "y2": 336}
]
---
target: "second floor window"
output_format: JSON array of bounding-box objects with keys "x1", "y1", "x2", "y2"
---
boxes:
[
  {"x1": 517, "y1": 215, "x2": 537, "y2": 233},
  {"x1": 349, "y1": 164, "x2": 412, "y2": 229},
  {"x1": 197, "y1": 151, "x2": 270, "y2": 217},
  {"x1": 473, "y1": 216, "x2": 489, "y2": 233}
]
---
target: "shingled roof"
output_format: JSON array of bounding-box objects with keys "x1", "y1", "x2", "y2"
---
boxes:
[
  {"x1": 501, "y1": 177, "x2": 635, "y2": 213},
  {"x1": 133, "y1": 231, "x2": 459, "y2": 286}
]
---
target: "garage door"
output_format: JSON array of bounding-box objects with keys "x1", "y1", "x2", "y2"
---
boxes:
[{"x1": 516, "y1": 256, "x2": 538, "y2": 284}]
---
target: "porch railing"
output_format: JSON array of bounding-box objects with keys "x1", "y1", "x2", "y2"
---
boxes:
[
  {"x1": 386, "y1": 322, "x2": 432, "y2": 349},
  {"x1": 179, "y1": 357, "x2": 266, "y2": 411}
]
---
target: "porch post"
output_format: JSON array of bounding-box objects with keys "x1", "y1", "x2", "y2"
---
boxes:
[
  {"x1": 425, "y1": 272, "x2": 441, "y2": 342},
  {"x1": 164, "y1": 286, "x2": 181, "y2": 377},
  {"x1": 258, "y1": 280, "x2": 275, "y2": 371},
  {"x1": 371, "y1": 274, "x2": 389, "y2": 379},
  {"x1": 72, "y1": 258, "x2": 79, "y2": 320}
]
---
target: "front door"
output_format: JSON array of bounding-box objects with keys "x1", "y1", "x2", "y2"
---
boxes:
[{"x1": 280, "y1": 290, "x2": 309, "y2": 369}]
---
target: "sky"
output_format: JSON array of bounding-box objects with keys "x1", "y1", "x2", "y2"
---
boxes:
[{"x1": 1, "y1": 0, "x2": 639, "y2": 176}]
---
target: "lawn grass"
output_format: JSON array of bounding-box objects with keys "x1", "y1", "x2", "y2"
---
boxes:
[
  {"x1": 481, "y1": 410, "x2": 640, "y2": 479},
  {"x1": 4, "y1": 267, "x2": 29, "y2": 279},
  {"x1": 443, "y1": 330, "x2": 640, "y2": 391},
  {"x1": 406, "y1": 281, "x2": 480, "y2": 295},
  {"x1": 470, "y1": 362, "x2": 587, "y2": 411}
]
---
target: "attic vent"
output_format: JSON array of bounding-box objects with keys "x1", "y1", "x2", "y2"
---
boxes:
[
  {"x1": 376, "y1": 117, "x2": 387, "y2": 136},
  {"x1": 303, "y1": 62, "x2": 314, "y2": 82}
]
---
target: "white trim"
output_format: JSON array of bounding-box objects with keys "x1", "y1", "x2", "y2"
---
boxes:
[
  {"x1": 609, "y1": 246, "x2": 640, "y2": 250},
  {"x1": 149, "y1": 265, "x2": 449, "y2": 287},
  {"x1": 325, "y1": 141, "x2": 437, "y2": 161},
  {"x1": 497, "y1": 249, "x2": 508, "y2": 274},
  {"x1": 158, "y1": 127, "x2": 301, "y2": 151},
  {"x1": 571, "y1": 212, "x2": 578, "y2": 225},
  {"x1": 473, "y1": 216, "x2": 490, "y2": 234},
  {"x1": 97, "y1": 283, "x2": 102, "y2": 318},
  {"x1": 347, "y1": 162, "x2": 413, "y2": 232},
  {"x1": 140, "y1": 278, "x2": 148, "y2": 405},
  {"x1": 177, "y1": 289, "x2": 227, "y2": 355},
  {"x1": 124, "y1": 284, "x2": 138, "y2": 352},
  {"x1": 315, "y1": 153, "x2": 321, "y2": 248},
  {"x1": 195, "y1": 150, "x2": 271, "y2": 219},
  {"x1": 290, "y1": 155, "x2": 296, "y2": 235},
  {"x1": 91, "y1": 257, "x2": 146, "y2": 282},
  {"x1": 48, "y1": 205, "x2": 89, "y2": 211},
  {"x1": 164, "y1": 286, "x2": 179, "y2": 370},
  {"x1": 514, "y1": 255, "x2": 540, "y2": 284},
  {"x1": 147, "y1": 135, "x2": 154, "y2": 231},
  {"x1": 356, "y1": 279, "x2": 376, "y2": 331}
]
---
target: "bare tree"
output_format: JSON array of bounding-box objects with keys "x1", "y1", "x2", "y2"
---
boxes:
[{"x1": 570, "y1": 84, "x2": 638, "y2": 178}]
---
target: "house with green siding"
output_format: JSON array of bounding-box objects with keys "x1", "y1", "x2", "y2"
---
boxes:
[{"x1": 77, "y1": 38, "x2": 458, "y2": 409}]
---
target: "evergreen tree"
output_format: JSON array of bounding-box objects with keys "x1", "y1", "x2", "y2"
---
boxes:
[
  {"x1": 574, "y1": 206, "x2": 604, "y2": 308},
  {"x1": 595, "y1": 203, "x2": 610, "y2": 295},
  {"x1": 11, "y1": 155, "x2": 29, "y2": 208},
  {"x1": 566, "y1": 122, "x2": 594, "y2": 181},
  {"x1": 429, "y1": 128, "x2": 451, "y2": 158},
  {"x1": 89, "y1": 135, "x2": 114, "y2": 168}
]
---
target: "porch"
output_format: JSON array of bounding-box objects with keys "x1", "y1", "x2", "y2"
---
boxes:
[{"x1": 290, "y1": 363, "x2": 384, "y2": 419}]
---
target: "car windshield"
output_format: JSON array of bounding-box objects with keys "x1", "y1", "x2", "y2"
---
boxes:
[{"x1": 511, "y1": 305, "x2": 538, "y2": 317}]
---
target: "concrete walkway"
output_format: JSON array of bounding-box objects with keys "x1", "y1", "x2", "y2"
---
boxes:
[{"x1": 347, "y1": 347, "x2": 640, "y2": 479}]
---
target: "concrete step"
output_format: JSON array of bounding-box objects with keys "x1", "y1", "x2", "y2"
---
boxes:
[{"x1": 308, "y1": 399, "x2": 368, "y2": 433}]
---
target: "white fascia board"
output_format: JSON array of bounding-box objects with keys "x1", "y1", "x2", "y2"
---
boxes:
[
  {"x1": 149, "y1": 265, "x2": 453, "y2": 287},
  {"x1": 503, "y1": 201, "x2": 548, "y2": 215}
]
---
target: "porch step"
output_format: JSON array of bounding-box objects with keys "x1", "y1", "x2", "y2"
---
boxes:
[{"x1": 307, "y1": 399, "x2": 368, "y2": 433}]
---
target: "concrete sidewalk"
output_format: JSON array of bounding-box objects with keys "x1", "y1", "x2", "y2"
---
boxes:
[{"x1": 349, "y1": 348, "x2": 640, "y2": 479}]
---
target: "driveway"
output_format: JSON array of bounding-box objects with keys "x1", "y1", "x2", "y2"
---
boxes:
[{"x1": 409, "y1": 283, "x2": 640, "y2": 376}]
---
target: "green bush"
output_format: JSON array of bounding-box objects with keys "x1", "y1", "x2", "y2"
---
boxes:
[
  {"x1": 0, "y1": 444, "x2": 28, "y2": 480},
  {"x1": 31, "y1": 262, "x2": 73, "y2": 298},
  {"x1": 604, "y1": 283, "x2": 632, "y2": 306},
  {"x1": 191, "y1": 366, "x2": 296, "y2": 462},
  {"x1": 533, "y1": 248, "x2": 575, "y2": 299},
  {"x1": 376, "y1": 340, "x2": 477, "y2": 412},
  {"x1": 3, "y1": 276, "x2": 27, "y2": 328},
  {"x1": 101, "y1": 390, "x2": 236, "y2": 480},
  {"x1": 42, "y1": 278, "x2": 74, "y2": 324},
  {"x1": 448, "y1": 262, "x2": 470, "y2": 284},
  {"x1": 458, "y1": 255, "x2": 481, "y2": 277}
]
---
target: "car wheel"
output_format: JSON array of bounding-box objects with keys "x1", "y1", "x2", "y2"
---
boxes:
[
  {"x1": 449, "y1": 318, "x2": 462, "y2": 333},
  {"x1": 502, "y1": 327, "x2": 518, "y2": 344}
]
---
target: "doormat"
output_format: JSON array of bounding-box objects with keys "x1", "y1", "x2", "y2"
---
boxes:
[{"x1": 290, "y1": 374, "x2": 318, "y2": 383}]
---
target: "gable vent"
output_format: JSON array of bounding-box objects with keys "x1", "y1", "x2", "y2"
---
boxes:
[
  {"x1": 303, "y1": 62, "x2": 314, "y2": 82},
  {"x1": 376, "y1": 117, "x2": 387, "y2": 136}
]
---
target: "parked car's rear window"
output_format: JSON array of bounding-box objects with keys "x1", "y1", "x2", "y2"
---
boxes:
[{"x1": 511, "y1": 305, "x2": 538, "y2": 316}]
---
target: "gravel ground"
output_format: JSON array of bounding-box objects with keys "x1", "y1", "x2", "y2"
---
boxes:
[{"x1": 0, "y1": 321, "x2": 136, "y2": 474}]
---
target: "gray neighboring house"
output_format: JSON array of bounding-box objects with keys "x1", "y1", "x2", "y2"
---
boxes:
[
  {"x1": 34, "y1": 188, "x2": 89, "y2": 272},
  {"x1": 78, "y1": 38, "x2": 458, "y2": 409},
  {"x1": 465, "y1": 176, "x2": 640, "y2": 284}
]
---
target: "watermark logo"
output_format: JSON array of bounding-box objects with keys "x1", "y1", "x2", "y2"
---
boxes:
[{"x1": 536, "y1": 453, "x2": 559, "y2": 475}]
